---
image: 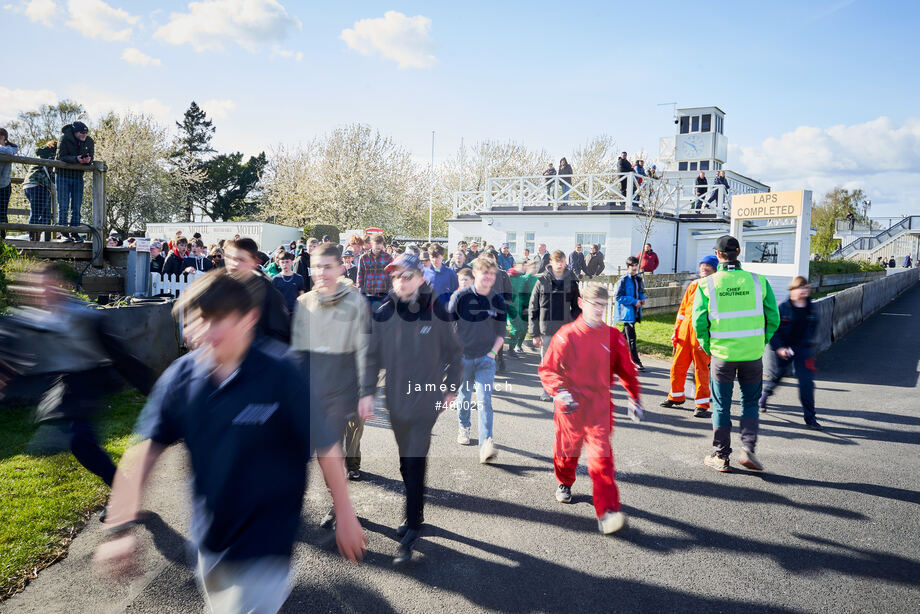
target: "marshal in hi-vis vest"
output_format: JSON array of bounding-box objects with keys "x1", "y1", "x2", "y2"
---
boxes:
[{"x1": 692, "y1": 263, "x2": 780, "y2": 362}]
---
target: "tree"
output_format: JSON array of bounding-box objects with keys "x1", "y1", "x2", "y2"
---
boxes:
[
  {"x1": 261, "y1": 124, "x2": 429, "y2": 235},
  {"x1": 7, "y1": 100, "x2": 86, "y2": 155},
  {"x1": 85, "y1": 112, "x2": 182, "y2": 236},
  {"x1": 171, "y1": 102, "x2": 215, "y2": 221},
  {"x1": 200, "y1": 152, "x2": 267, "y2": 221},
  {"x1": 811, "y1": 187, "x2": 868, "y2": 256},
  {"x1": 569, "y1": 134, "x2": 619, "y2": 174}
]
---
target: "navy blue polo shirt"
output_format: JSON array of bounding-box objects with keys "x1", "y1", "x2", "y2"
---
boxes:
[{"x1": 135, "y1": 341, "x2": 333, "y2": 562}]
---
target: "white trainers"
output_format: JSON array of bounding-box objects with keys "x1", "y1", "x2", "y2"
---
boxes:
[
  {"x1": 479, "y1": 438, "x2": 498, "y2": 463},
  {"x1": 598, "y1": 510, "x2": 628, "y2": 534},
  {"x1": 457, "y1": 427, "x2": 471, "y2": 445}
]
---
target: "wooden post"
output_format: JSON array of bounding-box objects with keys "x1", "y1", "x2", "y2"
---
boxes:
[{"x1": 91, "y1": 161, "x2": 105, "y2": 267}]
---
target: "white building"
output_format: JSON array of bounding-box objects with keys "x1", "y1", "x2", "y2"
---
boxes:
[{"x1": 447, "y1": 105, "x2": 786, "y2": 274}]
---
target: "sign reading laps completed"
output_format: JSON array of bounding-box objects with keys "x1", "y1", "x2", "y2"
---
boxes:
[{"x1": 731, "y1": 190, "x2": 804, "y2": 219}]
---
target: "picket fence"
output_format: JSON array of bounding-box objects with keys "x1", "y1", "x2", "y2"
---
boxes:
[
  {"x1": 578, "y1": 280, "x2": 618, "y2": 326},
  {"x1": 149, "y1": 272, "x2": 200, "y2": 297}
]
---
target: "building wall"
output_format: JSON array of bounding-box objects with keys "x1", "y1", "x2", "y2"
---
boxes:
[{"x1": 448, "y1": 214, "x2": 731, "y2": 274}]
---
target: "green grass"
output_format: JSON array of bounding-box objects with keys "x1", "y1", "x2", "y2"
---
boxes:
[
  {"x1": 625, "y1": 311, "x2": 678, "y2": 360},
  {"x1": 0, "y1": 390, "x2": 146, "y2": 599}
]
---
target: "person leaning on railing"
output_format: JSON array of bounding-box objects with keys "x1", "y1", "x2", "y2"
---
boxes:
[
  {"x1": 0, "y1": 127, "x2": 20, "y2": 240},
  {"x1": 56, "y1": 121, "x2": 94, "y2": 243},
  {"x1": 21, "y1": 141, "x2": 58, "y2": 241}
]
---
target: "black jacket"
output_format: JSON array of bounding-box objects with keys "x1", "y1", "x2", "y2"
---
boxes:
[
  {"x1": 56, "y1": 124, "x2": 95, "y2": 179},
  {"x1": 293, "y1": 252, "x2": 313, "y2": 292},
  {"x1": 568, "y1": 250, "x2": 587, "y2": 276},
  {"x1": 617, "y1": 157, "x2": 633, "y2": 174},
  {"x1": 251, "y1": 272, "x2": 291, "y2": 344},
  {"x1": 770, "y1": 298, "x2": 817, "y2": 351},
  {"x1": 162, "y1": 251, "x2": 187, "y2": 279},
  {"x1": 528, "y1": 269, "x2": 582, "y2": 337},
  {"x1": 183, "y1": 255, "x2": 214, "y2": 273},
  {"x1": 558, "y1": 163, "x2": 574, "y2": 185},
  {"x1": 695, "y1": 175, "x2": 708, "y2": 196},
  {"x1": 585, "y1": 251, "x2": 605, "y2": 276},
  {"x1": 366, "y1": 286, "x2": 462, "y2": 422},
  {"x1": 150, "y1": 254, "x2": 165, "y2": 275},
  {"x1": 536, "y1": 252, "x2": 550, "y2": 274},
  {"x1": 344, "y1": 265, "x2": 358, "y2": 283}
]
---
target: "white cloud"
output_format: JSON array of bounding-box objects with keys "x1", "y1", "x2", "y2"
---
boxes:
[
  {"x1": 200, "y1": 98, "x2": 236, "y2": 121},
  {"x1": 154, "y1": 0, "x2": 301, "y2": 53},
  {"x1": 4, "y1": 0, "x2": 58, "y2": 26},
  {"x1": 0, "y1": 86, "x2": 59, "y2": 122},
  {"x1": 67, "y1": 0, "x2": 140, "y2": 42},
  {"x1": 121, "y1": 47, "x2": 161, "y2": 66},
  {"x1": 340, "y1": 11, "x2": 436, "y2": 69},
  {"x1": 271, "y1": 45, "x2": 302, "y2": 61},
  {"x1": 731, "y1": 116, "x2": 920, "y2": 215}
]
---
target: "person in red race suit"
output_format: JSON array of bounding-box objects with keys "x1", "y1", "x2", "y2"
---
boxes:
[{"x1": 538, "y1": 282, "x2": 644, "y2": 535}]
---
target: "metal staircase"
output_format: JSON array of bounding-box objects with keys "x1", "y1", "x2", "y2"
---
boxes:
[{"x1": 832, "y1": 216, "x2": 920, "y2": 259}]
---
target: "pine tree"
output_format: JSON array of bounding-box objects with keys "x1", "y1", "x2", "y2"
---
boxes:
[{"x1": 171, "y1": 102, "x2": 215, "y2": 221}]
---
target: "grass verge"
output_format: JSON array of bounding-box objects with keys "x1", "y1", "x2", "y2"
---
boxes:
[
  {"x1": 0, "y1": 390, "x2": 145, "y2": 599},
  {"x1": 624, "y1": 311, "x2": 678, "y2": 360}
]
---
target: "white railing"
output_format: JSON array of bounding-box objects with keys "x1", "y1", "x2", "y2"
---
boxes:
[
  {"x1": 452, "y1": 172, "x2": 729, "y2": 217},
  {"x1": 149, "y1": 272, "x2": 201, "y2": 297}
]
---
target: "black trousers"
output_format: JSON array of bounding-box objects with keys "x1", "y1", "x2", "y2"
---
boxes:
[
  {"x1": 622, "y1": 322, "x2": 641, "y2": 364},
  {"x1": 391, "y1": 416, "x2": 435, "y2": 530},
  {"x1": 69, "y1": 420, "x2": 116, "y2": 486}
]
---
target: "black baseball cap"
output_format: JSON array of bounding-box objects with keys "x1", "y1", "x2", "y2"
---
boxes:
[
  {"x1": 72, "y1": 121, "x2": 88, "y2": 133},
  {"x1": 714, "y1": 235, "x2": 740, "y2": 253}
]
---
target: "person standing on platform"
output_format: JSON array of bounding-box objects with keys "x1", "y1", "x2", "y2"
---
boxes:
[
  {"x1": 759, "y1": 276, "x2": 822, "y2": 430},
  {"x1": 539, "y1": 283, "x2": 643, "y2": 534},
  {"x1": 693, "y1": 235, "x2": 779, "y2": 473},
  {"x1": 662, "y1": 255, "x2": 717, "y2": 417}
]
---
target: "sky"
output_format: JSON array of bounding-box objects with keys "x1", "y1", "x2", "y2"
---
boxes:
[{"x1": 2, "y1": 0, "x2": 919, "y2": 217}]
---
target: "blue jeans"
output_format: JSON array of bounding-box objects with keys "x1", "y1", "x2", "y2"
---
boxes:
[
  {"x1": 25, "y1": 185, "x2": 52, "y2": 225},
  {"x1": 761, "y1": 347, "x2": 817, "y2": 425},
  {"x1": 710, "y1": 357, "x2": 762, "y2": 457},
  {"x1": 456, "y1": 355, "x2": 496, "y2": 445},
  {"x1": 55, "y1": 174, "x2": 84, "y2": 227}
]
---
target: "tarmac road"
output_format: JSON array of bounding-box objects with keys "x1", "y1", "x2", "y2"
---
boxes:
[{"x1": 4, "y1": 285, "x2": 920, "y2": 614}]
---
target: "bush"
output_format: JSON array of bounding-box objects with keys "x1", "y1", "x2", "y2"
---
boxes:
[
  {"x1": 303, "y1": 224, "x2": 340, "y2": 243},
  {"x1": 0, "y1": 240, "x2": 21, "y2": 310},
  {"x1": 809, "y1": 259, "x2": 885, "y2": 275}
]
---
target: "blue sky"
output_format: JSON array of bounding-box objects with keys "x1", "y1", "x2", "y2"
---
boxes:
[{"x1": 3, "y1": 0, "x2": 919, "y2": 216}]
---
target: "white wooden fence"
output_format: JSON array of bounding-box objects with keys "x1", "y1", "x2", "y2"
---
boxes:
[
  {"x1": 578, "y1": 280, "x2": 618, "y2": 326},
  {"x1": 149, "y1": 272, "x2": 200, "y2": 297}
]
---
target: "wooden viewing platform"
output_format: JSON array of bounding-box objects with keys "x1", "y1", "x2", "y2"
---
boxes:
[{"x1": 0, "y1": 152, "x2": 106, "y2": 267}]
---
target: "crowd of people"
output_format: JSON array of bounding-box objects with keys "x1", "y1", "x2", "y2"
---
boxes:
[{"x1": 0, "y1": 226, "x2": 829, "y2": 613}]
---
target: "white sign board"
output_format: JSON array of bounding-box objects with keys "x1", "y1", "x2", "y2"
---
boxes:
[
  {"x1": 730, "y1": 189, "x2": 812, "y2": 303},
  {"x1": 134, "y1": 237, "x2": 150, "y2": 253}
]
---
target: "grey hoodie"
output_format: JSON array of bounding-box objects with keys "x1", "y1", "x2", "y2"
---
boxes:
[{"x1": 291, "y1": 278, "x2": 373, "y2": 417}]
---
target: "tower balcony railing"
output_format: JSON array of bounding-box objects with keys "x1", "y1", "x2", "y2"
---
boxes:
[{"x1": 451, "y1": 172, "x2": 730, "y2": 218}]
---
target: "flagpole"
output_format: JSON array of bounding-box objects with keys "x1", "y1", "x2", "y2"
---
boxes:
[{"x1": 428, "y1": 130, "x2": 435, "y2": 242}]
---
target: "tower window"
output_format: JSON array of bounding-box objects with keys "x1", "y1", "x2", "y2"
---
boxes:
[
  {"x1": 678, "y1": 161, "x2": 688, "y2": 171},
  {"x1": 701, "y1": 114, "x2": 711, "y2": 132},
  {"x1": 700, "y1": 160, "x2": 710, "y2": 171},
  {"x1": 679, "y1": 116, "x2": 690, "y2": 134},
  {"x1": 691, "y1": 116, "x2": 699, "y2": 132}
]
